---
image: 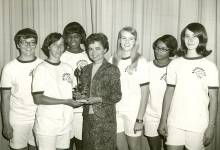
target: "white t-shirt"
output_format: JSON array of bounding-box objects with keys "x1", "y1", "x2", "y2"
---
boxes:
[
  {"x1": 0, "y1": 57, "x2": 42, "y2": 125},
  {"x1": 60, "y1": 51, "x2": 91, "y2": 113},
  {"x1": 110, "y1": 56, "x2": 148, "y2": 113},
  {"x1": 60, "y1": 51, "x2": 90, "y2": 71},
  {"x1": 145, "y1": 61, "x2": 168, "y2": 119},
  {"x1": 32, "y1": 61, "x2": 76, "y2": 135},
  {"x1": 166, "y1": 56, "x2": 219, "y2": 132}
]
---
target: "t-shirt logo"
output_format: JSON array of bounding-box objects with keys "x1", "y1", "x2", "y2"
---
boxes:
[
  {"x1": 160, "y1": 73, "x2": 167, "y2": 82},
  {"x1": 62, "y1": 73, "x2": 72, "y2": 83},
  {"x1": 192, "y1": 67, "x2": 206, "y2": 79}
]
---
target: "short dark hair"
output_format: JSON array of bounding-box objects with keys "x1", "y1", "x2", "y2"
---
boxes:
[
  {"x1": 41, "y1": 32, "x2": 62, "y2": 57},
  {"x1": 178, "y1": 22, "x2": 211, "y2": 57},
  {"x1": 85, "y1": 33, "x2": 109, "y2": 52},
  {"x1": 63, "y1": 22, "x2": 86, "y2": 44},
  {"x1": 14, "y1": 28, "x2": 38, "y2": 49},
  {"x1": 153, "y1": 34, "x2": 178, "y2": 57}
]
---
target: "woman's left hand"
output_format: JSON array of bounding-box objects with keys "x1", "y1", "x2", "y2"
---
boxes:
[
  {"x1": 83, "y1": 97, "x2": 102, "y2": 105},
  {"x1": 203, "y1": 125, "x2": 215, "y2": 146},
  {"x1": 133, "y1": 122, "x2": 143, "y2": 134}
]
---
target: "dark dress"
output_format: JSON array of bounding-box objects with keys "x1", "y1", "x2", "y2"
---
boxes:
[{"x1": 81, "y1": 59, "x2": 122, "y2": 150}]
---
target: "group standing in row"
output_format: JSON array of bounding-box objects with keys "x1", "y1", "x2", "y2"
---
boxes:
[{"x1": 1, "y1": 22, "x2": 218, "y2": 150}]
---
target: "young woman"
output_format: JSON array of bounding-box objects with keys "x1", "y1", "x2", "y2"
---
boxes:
[
  {"x1": 1, "y1": 28, "x2": 42, "y2": 150},
  {"x1": 158, "y1": 23, "x2": 219, "y2": 150},
  {"x1": 32, "y1": 33, "x2": 82, "y2": 150},
  {"x1": 134, "y1": 35, "x2": 178, "y2": 150},
  {"x1": 111, "y1": 26, "x2": 148, "y2": 150},
  {"x1": 61, "y1": 22, "x2": 91, "y2": 150}
]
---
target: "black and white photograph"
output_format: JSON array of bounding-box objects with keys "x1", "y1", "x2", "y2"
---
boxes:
[{"x1": 0, "y1": 0, "x2": 220, "y2": 150}]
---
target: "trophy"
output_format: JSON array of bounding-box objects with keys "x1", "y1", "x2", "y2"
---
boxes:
[{"x1": 73, "y1": 60, "x2": 88, "y2": 100}]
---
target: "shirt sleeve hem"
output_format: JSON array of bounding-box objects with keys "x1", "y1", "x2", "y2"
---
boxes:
[
  {"x1": 32, "y1": 91, "x2": 44, "y2": 95},
  {"x1": 0, "y1": 87, "x2": 11, "y2": 90},
  {"x1": 140, "y1": 82, "x2": 149, "y2": 87},
  {"x1": 167, "y1": 84, "x2": 176, "y2": 87},
  {"x1": 208, "y1": 86, "x2": 219, "y2": 89}
]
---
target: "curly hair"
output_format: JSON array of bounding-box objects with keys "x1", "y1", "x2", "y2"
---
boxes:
[{"x1": 153, "y1": 34, "x2": 178, "y2": 57}]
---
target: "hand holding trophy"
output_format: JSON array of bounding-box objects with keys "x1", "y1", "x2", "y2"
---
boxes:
[{"x1": 72, "y1": 60, "x2": 102, "y2": 105}]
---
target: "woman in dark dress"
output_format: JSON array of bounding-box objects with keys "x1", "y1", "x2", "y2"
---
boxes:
[{"x1": 80, "y1": 33, "x2": 122, "y2": 150}]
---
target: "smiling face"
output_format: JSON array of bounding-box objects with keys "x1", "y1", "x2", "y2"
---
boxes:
[
  {"x1": 120, "y1": 31, "x2": 136, "y2": 52},
  {"x1": 48, "y1": 38, "x2": 65, "y2": 61},
  {"x1": 65, "y1": 33, "x2": 82, "y2": 49},
  {"x1": 154, "y1": 40, "x2": 170, "y2": 61},
  {"x1": 184, "y1": 29, "x2": 199, "y2": 50},
  {"x1": 18, "y1": 37, "x2": 36, "y2": 57},
  {"x1": 88, "y1": 41, "x2": 106, "y2": 64}
]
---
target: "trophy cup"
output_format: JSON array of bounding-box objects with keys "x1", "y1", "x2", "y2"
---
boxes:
[{"x1": 73, "y1": 60, "x2": 88, "y2": 100}]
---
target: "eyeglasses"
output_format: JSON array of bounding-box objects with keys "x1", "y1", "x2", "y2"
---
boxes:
[
  {"x1": 155, "y1": 46, "x2": 169, "y2": 53},
  {"x1": 20, "y1": 40, "x2": 36, "y2": 47}
]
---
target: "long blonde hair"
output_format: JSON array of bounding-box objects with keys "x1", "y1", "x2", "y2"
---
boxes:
[{"x1": 112, "y1": 26, "x2": 140, "y2": 70}]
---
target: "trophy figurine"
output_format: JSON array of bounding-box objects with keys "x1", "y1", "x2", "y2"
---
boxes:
[{"x1": 73, "y1": 60, "x2": 88, "y2": 100}]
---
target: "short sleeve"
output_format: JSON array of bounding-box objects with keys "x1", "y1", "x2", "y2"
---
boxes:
[
  {"x1": 0, "y1": 64, "x2": 13, "y2": 89},
  {"x1": 32, "y1": 65, "x2": 46, "y2": 94},
  {"x1": 137, "y1": 57, "x2": 149, "y2": 86},
  {"x1": 166, "y1": 60, "x2": 177, "y2": 86},
  {"x1": 207, "y1": 63, "x2": 219, "y2": 89}
]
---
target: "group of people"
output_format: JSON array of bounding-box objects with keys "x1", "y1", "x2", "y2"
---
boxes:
[{"x1": 0, "y1": 21, "x2": 219, "y2": 150}]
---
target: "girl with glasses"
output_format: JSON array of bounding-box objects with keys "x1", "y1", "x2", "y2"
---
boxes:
[{"x1": 134, "y1": 34, "x2": 177, "y2": 150}]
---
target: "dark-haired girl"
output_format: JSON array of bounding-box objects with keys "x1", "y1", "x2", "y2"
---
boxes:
[
  {"x1": 158, "y1": 23, "x2": 219, "y2": 150},
  {"x1": 80, "y1": 33, "x2": 121, "y2": 150},
  {"x1": 61, "y1": 22, "x2": 91, "y2": 150},
  {"x1": 32, "y1": 33, "x2": 82, "y2": 150},
  {"x1": 134, "y1": 34, "x2": 178, "y2": 150}
]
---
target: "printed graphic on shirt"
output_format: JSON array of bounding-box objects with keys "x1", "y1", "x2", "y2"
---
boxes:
[
  {"x1": 160, "y1": 73, "x2": 167, "y2": 82},
  {"x1": 62, "y1": 73, "x2": 72, "y2": 83},
  {"x1": 192, "y1": 67, "x2": 206, "y2": 79}
]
